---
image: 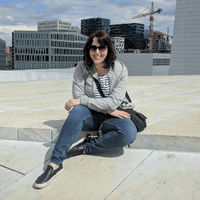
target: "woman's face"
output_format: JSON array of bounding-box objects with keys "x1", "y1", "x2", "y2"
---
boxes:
[{"x1": 89, "y1": 37, "x2": 108, "y2": 66}]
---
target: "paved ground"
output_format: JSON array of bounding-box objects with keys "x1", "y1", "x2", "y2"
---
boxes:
[
  {"x1": 1, "y1": 140, "x2": 200, "y2": 200},
  {"x1": 0, "y1": 75, "x2": 200, "y2": 199}
]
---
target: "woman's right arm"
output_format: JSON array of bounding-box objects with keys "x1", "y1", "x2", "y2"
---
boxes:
[{"x1": 72, "y1": 62, "x2": 89, "y2": 100}]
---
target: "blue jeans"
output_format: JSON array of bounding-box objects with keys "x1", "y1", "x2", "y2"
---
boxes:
[{"x1": 51, "y1": 105, "x2": 137, "y2": 165}]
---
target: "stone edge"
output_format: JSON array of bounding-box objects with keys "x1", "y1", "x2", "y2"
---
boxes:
[
  {"x1": 1, "y1": 127, "x2": 200, "y2": 153},
  {"x1": 0, "y1": 127, "x2": 92, "y2": 143}
]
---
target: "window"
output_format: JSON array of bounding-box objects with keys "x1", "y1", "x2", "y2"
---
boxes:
[
  {"x1": 153, "y1": 59, "x2": 170, "y2": 66},
  {"x1": 16, "y1": 40, "x2": 19, "y2": 46}
]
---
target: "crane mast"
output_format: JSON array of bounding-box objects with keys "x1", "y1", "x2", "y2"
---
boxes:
[
  {"x1": 149, "y1": 2, "x2": 154, "y2": 53},
  {"x1": 132, "y1": 2, "x2": 163, "y2": 53}
]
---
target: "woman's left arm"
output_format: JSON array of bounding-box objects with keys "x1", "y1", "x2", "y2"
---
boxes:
[{"x1": 65, "y1": 99, "x2": 80, "y2": 111}]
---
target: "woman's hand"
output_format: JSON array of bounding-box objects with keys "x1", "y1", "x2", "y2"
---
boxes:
[
  {"x1": 65, "y1": 99, "x2": 80, "y2": 111},
  {"x1": 107, "y1": 110, "x2": 131, "y2": 119}
]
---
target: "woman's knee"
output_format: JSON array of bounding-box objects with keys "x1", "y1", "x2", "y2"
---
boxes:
[
  {"x1": 66, "y1": 105, "x2": 91, "y2": 124},
  {"x1": 102, "y1": 118, "x2": 137, "y2": 143},
  {"x1": 70, "y1": 104, "x2": 90, "y2": 115},
  {"x1": 103, "y1": 118, "x2": 136, "y2": 134},
  {"x1": 120, "y1": 126, "x2": 137, "y2": 143}
]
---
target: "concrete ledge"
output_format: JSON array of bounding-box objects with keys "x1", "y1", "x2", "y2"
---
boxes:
[
  {"x1": 0, "y1": 128, "x2": 18, "y2": 140},
  {"x1": 1, "y1": 126, "x2": 200, "y2": 153},
  {"x1": 0, "y1": 68, "x2": 75, "y2": 82},
  {"x1": 18, "y1": 128, "x2": 52, "y2": 142},
  {"x1": 0, "y1": 127, "x2": 92, "y2": 143},
  {"x1": 129, "y1": 134, "x2": 200, "y2": 153}
]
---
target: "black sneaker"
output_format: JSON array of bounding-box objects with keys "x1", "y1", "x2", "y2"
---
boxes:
[
  {"x1": 66, "y1": 141, "x2": 86, "y2": 159},
  {"x1": 33, "y1": 164, "x2": 63, "y2": 189}
]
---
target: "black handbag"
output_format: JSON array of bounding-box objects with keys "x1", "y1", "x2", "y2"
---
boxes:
[{"x1": 93, "y1": 78, "x2": 147, "y2": 132}]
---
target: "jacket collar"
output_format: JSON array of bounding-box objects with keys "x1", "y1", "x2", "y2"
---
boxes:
[
  {"x1": 88, "y1": 60, "x2": 123, "y2": 79},
  {"x1": 88, "y1": 64, "x2": 98, "y2": 79}
]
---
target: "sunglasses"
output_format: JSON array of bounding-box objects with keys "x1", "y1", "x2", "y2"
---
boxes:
[{"x1": 89, "y1": 45, "x2": 107, "y2": 52}]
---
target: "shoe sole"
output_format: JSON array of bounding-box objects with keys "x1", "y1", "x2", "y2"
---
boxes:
[{"x1": 33, "y1": 168, "x2": 64, "y2": 189}]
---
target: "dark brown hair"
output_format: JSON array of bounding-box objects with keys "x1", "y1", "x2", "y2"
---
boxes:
[{"x1": 83, "y1": 30, "x2": 116, "y2": 69}]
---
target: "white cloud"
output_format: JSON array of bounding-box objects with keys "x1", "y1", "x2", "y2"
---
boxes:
[
  {"x1": 5, "y1": 16, "x2": 15, "y2": 21},
  {"x1": 15, "y1": 1, "x2": 27, "y2": 8},
  {"x1": 0, "y1": 25, "x2": 37, "y2": 45}
]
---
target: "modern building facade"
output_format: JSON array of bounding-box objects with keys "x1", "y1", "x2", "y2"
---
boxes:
[
  {"x1": 6, "y1": 46, "x2": 12, "y2": 69},
  {"x1": 111, "y1": 37, "x2": 125, "y2": 53},
  {"x1": 170, "y1": 0, "x2": 200, "y2": 75},
  {"x1": 81, "y1": 17, "x2": 110, "y2": 36},
  {"x1": 117, "y1": 53, "x2": 170, "y2": 76},
  {"x1": 143, "y1": 29, "x2": 169, "y2": 53},
  {"x1": 143, "y1": 29, "x2": 150, "y2": 52},
  {"x1": 72, "y1": 26, "x2": 81, "y2": 34},
  {"x1": 38, "y1": 20, "x2": 72, "y2": 31},
  {"x1": 153, "y1": 32, "x2": 167, "y2": 53},
  {"x1": 12, "y1": 30, "x2": 88, "y2": 70},
  {"x1": 0, "y1": 38, "x2": 6, "y2": 70},
  {"x1": 110, "y1": 23, "x2": 145, "y2": 50}
]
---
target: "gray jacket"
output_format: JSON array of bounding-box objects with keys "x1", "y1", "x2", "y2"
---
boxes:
[{"x1": 72, "y1": 60, "x2": 135, "y2": 114}]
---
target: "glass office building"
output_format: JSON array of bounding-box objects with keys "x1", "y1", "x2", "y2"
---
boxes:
[
  {"x1": 0, "y1": 38, "x2": 6, "y2": 70},
  {"x1": 81, "y1": 17, "x2": 110, "y2": 36},
  {"x1": 12, "y1": 30, "x2": 88, "y2": 70},
  {"x1": 110, "y1": 23, "x2": 145, "y2": 50}
]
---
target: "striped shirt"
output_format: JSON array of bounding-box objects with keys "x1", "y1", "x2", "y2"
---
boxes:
[{"x1": 94, "y1": 68, "x2": 112, "y2": 98}]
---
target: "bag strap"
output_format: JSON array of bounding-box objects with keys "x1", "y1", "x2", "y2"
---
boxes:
[
  {"x1": 93, "y1": 77, "x2": 132, "y2": 102},
  {"x1": 93, "y1": 78, "x2": 106, "y2": 98},
  {"x1": 125, "y1": 92, "x2": 132, "y2": 103}
]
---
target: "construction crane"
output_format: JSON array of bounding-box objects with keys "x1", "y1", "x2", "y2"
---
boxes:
[
  {"x1": 132, "y1": 2, "x2": 163, "y2": 53},
  {"x1": 153, "y1": 28, "x2": 173, "y2": 50}
]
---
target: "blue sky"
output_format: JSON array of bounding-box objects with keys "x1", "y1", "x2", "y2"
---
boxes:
[
  {"x1": 0, "y1": 0, "x2": 177, "y2": 45},
  {"x1": 0, "y1": 0, "x2": 19, "y2": 5}
]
